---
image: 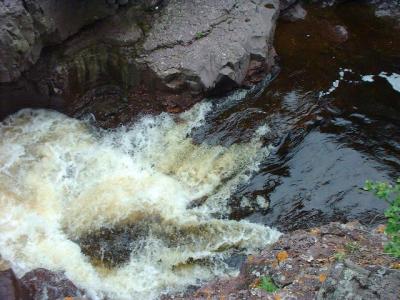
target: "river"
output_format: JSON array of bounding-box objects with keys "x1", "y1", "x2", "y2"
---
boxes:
[{"x1": 0, "y1": 2, "x2": 399, "y2": 300}]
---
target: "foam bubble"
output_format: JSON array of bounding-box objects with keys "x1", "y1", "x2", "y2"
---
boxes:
[{"x1": 0, "y1": 103, "x2": 280, "y2": 299}]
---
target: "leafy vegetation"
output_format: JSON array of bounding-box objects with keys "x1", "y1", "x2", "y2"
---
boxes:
[
  {"x1": 333, "y1": 251, "x2": 346, "y2": 262},
  {"x1": 258, "y1": 276, "x2": 279, "y2": 293},
  {"x1": 364, "y1": 179, "x2": 400, "y2": 258}
]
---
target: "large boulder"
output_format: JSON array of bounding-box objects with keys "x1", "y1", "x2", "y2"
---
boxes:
[
  {"x1": 0, "y1": 0, "x2": 281, "y2": 122},
  {"x1": 140, "y1": 0, "x2": 280, "y2": 93}
]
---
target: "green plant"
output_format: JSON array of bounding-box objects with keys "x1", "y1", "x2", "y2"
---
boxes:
[
  {"x1": 195, "y1": 31, "x2": 206, "y2": 39},
  {"x1": 258, "y1": 276, "x2": 279, "y2": 293},
  {"x1": 364, "y1": 179, "x2": 400, "y2": 258},
  {"x1": 344, "y1": 241, "x2": 360, "y2": 254},
  {"x1": 333, "y1": 251, "x2": 346, "y2": 261}
]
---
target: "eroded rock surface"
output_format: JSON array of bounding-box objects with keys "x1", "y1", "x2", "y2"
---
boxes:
[
  {"x1": 1, "y1": 0, "x2": 282, "y2": 123},
  {"x1": 140, "y1": 0, "x2": 280, "y2": 93}
]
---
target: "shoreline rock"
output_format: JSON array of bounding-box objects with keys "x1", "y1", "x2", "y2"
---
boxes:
[
  {"x1": 0, "y1": 0, "x2": 281, "y2": 124},
  {"x1": 164, "y1": 222, "x2": 400, "y2": 299}
]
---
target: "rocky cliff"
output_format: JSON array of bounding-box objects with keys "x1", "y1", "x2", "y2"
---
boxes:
[{"x1": 0, "y1": 0, "x2": 281, "y2": 123}]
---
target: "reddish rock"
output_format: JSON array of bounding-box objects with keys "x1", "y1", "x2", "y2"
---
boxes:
[
  {"x1": 21, "y1": 269, "x2": 83, "y2": 300},
  {"x1": 0, "y1": 269, "x2": 30, "y2": 300}
]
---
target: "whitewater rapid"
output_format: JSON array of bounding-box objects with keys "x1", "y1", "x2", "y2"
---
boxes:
[{"x1": 0, "y1": 102, "x2": 280, "y2": 300}]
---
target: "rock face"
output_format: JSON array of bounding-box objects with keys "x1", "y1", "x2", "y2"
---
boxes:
[
  {"x1": 141, "y1": 0, "x2": 280, "y2": 93},
  {"x1": 0, "y1": 0, "x2": 164, "y2": 83},
  {"x1": 0, "y1": 0, "x2": 121, "y2": 83},
  {"x1": 0, "y1": 0, "x2": 282, "y2": 122},
  {"x1": 165, "y1": 222, "x2": 400, "y2": 299}
]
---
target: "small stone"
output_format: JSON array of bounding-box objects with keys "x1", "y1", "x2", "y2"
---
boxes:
[
  {"x1": 276, "y1": 251, "x2": 289, "y2": 263},
  {"x1": 375, "y1": 224, "x2": 386, "y2": 234}
]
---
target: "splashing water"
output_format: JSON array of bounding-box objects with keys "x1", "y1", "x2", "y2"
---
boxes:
[{"x1": 0, "y1": 102, "x2": 280, "y2": 300}]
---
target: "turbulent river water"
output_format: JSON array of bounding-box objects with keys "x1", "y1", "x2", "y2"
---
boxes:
[
  {"x1": 0, "y1": 104, "x2": 281, "y2": 299},
  {"x1": 0, "y1": 2, "x2": 399, "y2": 300}
]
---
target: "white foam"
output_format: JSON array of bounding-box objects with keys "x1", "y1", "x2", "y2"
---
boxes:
[
  {"x1": 320, "y1": 69, "x2": 400, "y2": 98},
  {"x1": 361, "y1": 75, "x2": 375, "y2": 82},
  {"x1": 0, "y1": 103, "x2": 280, "y2": 300},
  {"x1": 379, "y1": 72, "x2": 400, "y2": 93}
]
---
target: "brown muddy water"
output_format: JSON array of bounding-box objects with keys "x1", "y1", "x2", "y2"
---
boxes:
[{"x1": 0, "y1": 2, "x2": 399, "y2": 300}]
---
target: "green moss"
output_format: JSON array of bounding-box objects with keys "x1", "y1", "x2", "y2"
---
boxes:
[
  {"x1": 258, "y1": 276, "x2": 279, "y2": 293},
  {"x1": 333, "y1": 251, "x2": 346, "y2": 262}
]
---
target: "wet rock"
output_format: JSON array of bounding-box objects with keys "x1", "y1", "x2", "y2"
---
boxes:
[
  {"x1": 280, "y1": 0, "x2": 298, "y2": 11},
  {"x1": 21, "y1": 268, "x2": 83, "y2": 300},
  {"x1": 281, "y1": 3, "x2": 308, "y2": 22},
  {"x1": 329, "y1": 25, "x2": 349, "y2": 43},
  {"x1": 165, "y1": 222, "x2": 400, "y2": 299},
  {"x1": 0, "y1": 1, "x2": 38, "y2": 82},
  {"x1": 0, "y1": 0, "x2": 165, "y2": 83},
  {"x1": 310, "y1": 0, "x2": 349, "y2": 7},
  {"x1": 140, "y1": 0, "x2": 280, "y2": 93},
  {"x1": 26, "y1": 6, "x2": 144, "y2": 108},
  {"x1": 0, "y1": 0, "x2": 120, "y2": 83},
  {"x1": 317, "y1": 260, "x2": 400, "y2": 300},
  {"x1": 1, "y1": 0, "x2": 281, "y2": 121},
  {"x1": 368, "y1": 0, "x2": 400, "y2": 23},
  {"x1": 0, "y1": 269, "x2": 30, "y2": 300},
  {"x1": 78, "y1": 225, "x2": 146, "y2": 267}
]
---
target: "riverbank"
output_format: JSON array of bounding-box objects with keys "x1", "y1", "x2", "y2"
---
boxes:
[
  {"x1": 1, "y1": 222, "x2": 399, "y2": 299},
  {"x1": 165, "y1": 222, "x2": 400, "y2": 299}
]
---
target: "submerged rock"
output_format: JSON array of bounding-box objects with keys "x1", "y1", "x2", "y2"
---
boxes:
[{"x1": 281, "y1": 3, "x2": 308, "y2": 22}]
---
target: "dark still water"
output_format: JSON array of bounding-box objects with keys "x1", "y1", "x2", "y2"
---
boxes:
[{"x1": 197, "y1": 3, "x2": 400, "y2": 231}]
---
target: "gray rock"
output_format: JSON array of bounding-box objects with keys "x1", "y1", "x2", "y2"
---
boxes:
[
  {"x1": 0, "y1": 0, "x2": 38, "y2": 82},
  {"x1": 281, "y1": 3, "x2": 307, "y2": 22},
  {"x1": 368, "y1": 0, "x2": 400, "y2": 23},
  {"x1": 0, "y1": 0, "x2": 121, "y2": 83},
  {"x1": 317, "y1": 260, "x2": 400, "y2": 300},
  {"x1": 25, "y1": 6, "x2": 144, "y2": 106},
  {"x1": 280, "y1": 0, "x2": 298, "y2": 11},
  {"x1": 140, "y1": 0, "x2": 280, "y2": 93}
]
